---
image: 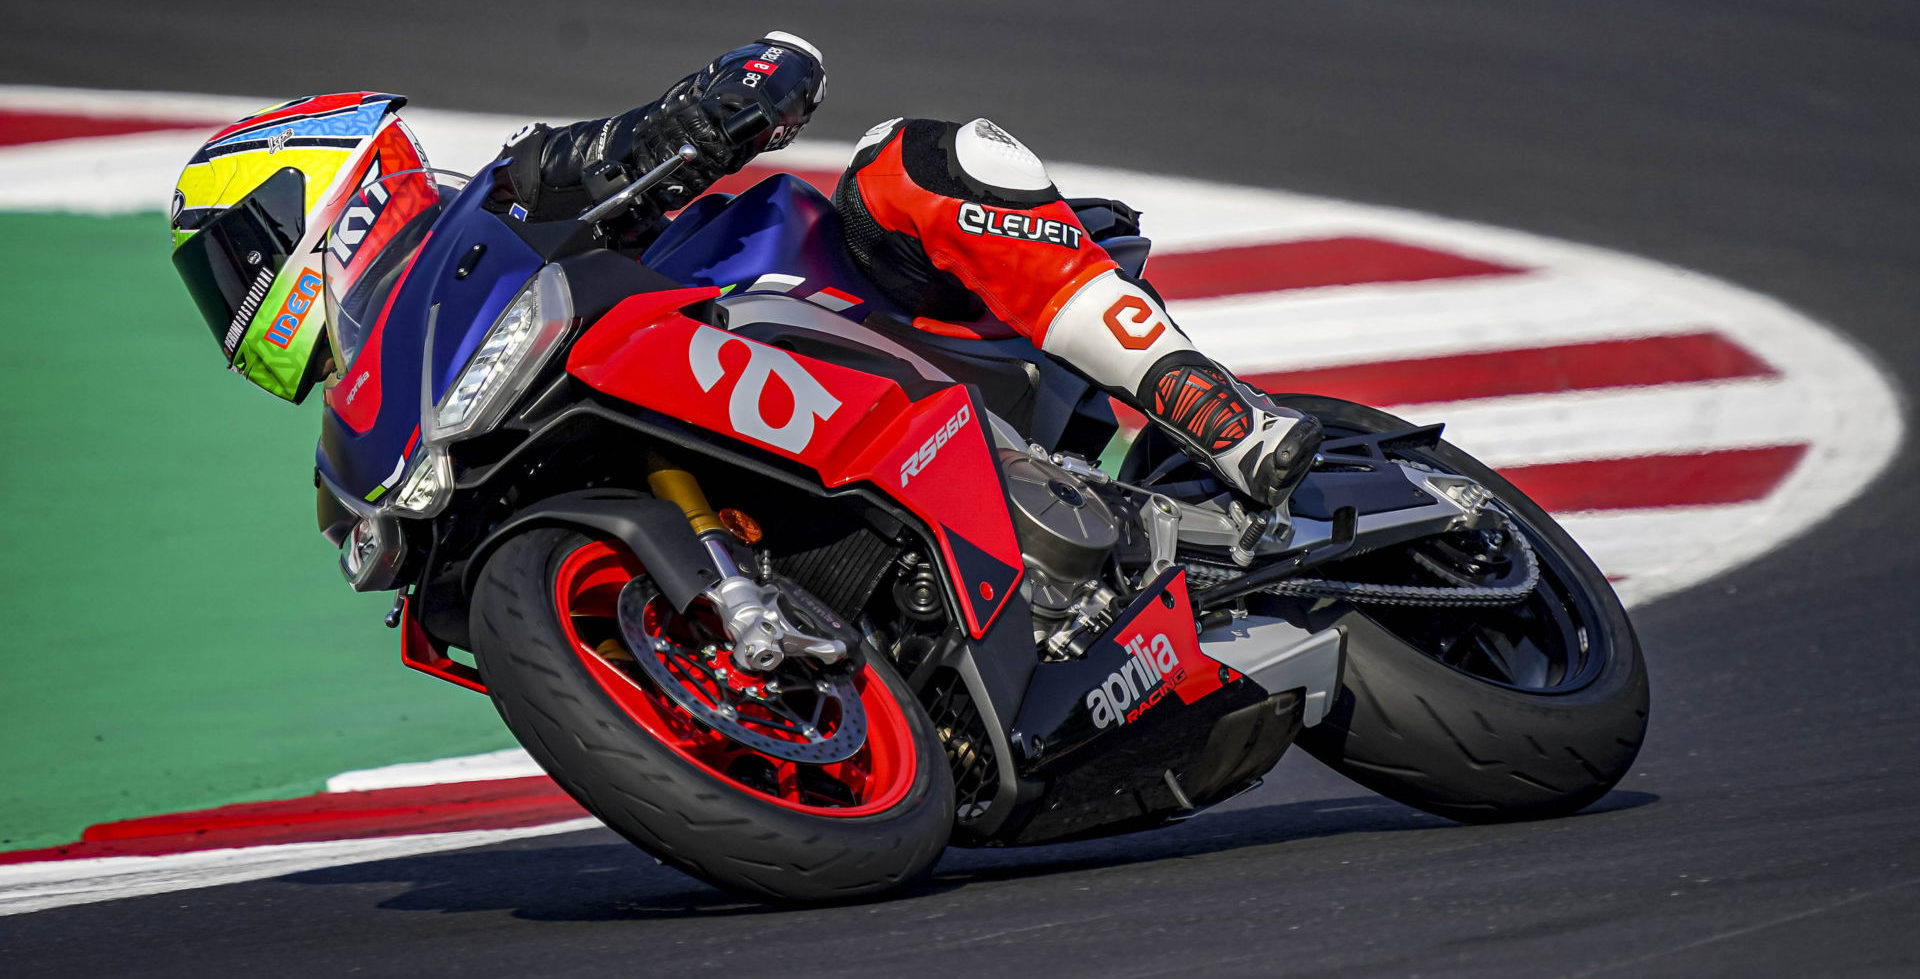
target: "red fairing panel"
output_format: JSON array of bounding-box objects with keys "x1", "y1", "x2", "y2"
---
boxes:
[
  {"x1": 824, "y1": 384, "x2": 1022, "y2": 636},
  {"x1": 567, "y1": 293, "x2": 1024, "y2": 637},
  {"x1": 1091, "y1": 570, "x2": 1238, "y2": 727},
  {"x1": 1120, "y1": 571, "x2": 1233, "y2": 707},
  {"x1": 567, "y1": 288, "x2": 903, "y2": 468}
]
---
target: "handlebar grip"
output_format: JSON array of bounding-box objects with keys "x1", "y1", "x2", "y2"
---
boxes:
[{"x1": 723, "y1": 104, "x2": 772, "y2": 144}]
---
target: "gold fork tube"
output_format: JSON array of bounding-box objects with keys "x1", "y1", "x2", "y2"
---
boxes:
[{"x1": 645, "y1": 452, "x2": 726, "y2": 537}]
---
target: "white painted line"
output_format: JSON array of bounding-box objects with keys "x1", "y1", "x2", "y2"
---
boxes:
[
  {"x1": 1392, "y1": 379, "x2": 1811, "y2": 468},
  {"x1": 1172, "y1": 272, "x2": 1714, "y2": 372},
  {"x1": 1557, "y1": 504, "x2": 1792, "y2": 603},
  {"x1": 0, "y1": 817, "x2": 601, "y2": 917},
  {"x1": 324, "y1": 747, "x2": 547, "y2": 792}
]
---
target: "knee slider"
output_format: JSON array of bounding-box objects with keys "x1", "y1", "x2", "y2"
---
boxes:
[{"x1": 953, "y1": 118, "x2": 1052, "y2": 196}]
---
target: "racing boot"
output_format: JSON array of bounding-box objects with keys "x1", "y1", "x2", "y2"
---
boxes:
[
  {"x1": 1137, "y1": 354, "x2": 1323, "y2": 509},
  {"x1": 493, "y1": 31, "x2": 827, "y2": 221}
]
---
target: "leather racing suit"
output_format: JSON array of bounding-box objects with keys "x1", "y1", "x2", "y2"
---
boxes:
[{"x1": 492, "y1": 32, "x2": 1322, "y2": 510}]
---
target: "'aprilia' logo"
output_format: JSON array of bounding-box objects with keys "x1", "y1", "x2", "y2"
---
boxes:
[
  {"x1": 957, "y1": 202, "x2": 1085, "y2": 249},
  {"x1": 1086, "y1": 632, "x2": 1184, "y2": 729},
  {"x1": 688, "y1": 326, "x2": 842, "y2": 454}
]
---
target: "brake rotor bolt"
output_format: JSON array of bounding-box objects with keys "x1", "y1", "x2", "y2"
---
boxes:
[
  {"x1": 815, "y1": 679, "x2": 832, "y2": 693},
  {"x1": 802, "y1": 725, "x2": 819, "y2": 739},
  {"x1": 763, "y1": 681, "x2": 781, "y2": 694},
  {"x1": 713, "y1": 667, "x2": 729, "y2": 680}
]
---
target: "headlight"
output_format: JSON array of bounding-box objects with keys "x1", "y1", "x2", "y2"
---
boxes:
[
  {"x1": 340, "y1": 515, "x2": 407, "y2": 591},
  {"x1": 429, "y1": 263, "x2": 573, "y2": 442},
  {"x1": 389, "y1": 448, "x2": 453, "y2": 517}
]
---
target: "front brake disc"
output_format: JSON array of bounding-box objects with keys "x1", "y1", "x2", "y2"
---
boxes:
[{"x1": 615, "y1": 577, "x2": 867, "y2": 764}]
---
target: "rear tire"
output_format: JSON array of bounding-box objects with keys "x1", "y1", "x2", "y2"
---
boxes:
[
  {"x1": 469, "y1": 527, "x2": 954, "y2": 902},
  {"x1": 1274, "y1": 396, "x2": 1650, "y2": 823}
]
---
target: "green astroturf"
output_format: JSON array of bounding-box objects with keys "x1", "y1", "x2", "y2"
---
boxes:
[{"x1": 0, "y1": 211, "x2": 516, "y2": 850}]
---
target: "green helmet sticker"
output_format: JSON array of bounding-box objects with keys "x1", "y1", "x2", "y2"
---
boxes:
[{"x1": 229, "y1": 261, "x2": 327, "y2": 401}]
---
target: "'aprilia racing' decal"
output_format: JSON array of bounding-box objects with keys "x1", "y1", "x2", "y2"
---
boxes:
[
  {"x1": 1080, "y1": 573, "x2": 1221, "y2": 730},
  {"x1": 1086, "y1": 631, "x2": 1184, "y2": 729}
]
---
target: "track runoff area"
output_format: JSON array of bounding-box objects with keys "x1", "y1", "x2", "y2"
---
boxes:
[{"x1": 0, "y1": 85, "x2": 1900, "y2": 915}]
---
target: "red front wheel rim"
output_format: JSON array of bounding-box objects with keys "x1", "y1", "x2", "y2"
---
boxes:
[{"x1": 551, "y1": 540, "x2": 918, "y2": 817}]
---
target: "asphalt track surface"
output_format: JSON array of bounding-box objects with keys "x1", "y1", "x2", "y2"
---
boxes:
[{"x1": 5, "y1": 2, "x2": 1918, "y2": 975}]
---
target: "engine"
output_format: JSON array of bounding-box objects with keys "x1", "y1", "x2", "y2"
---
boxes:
[{"x1": 999, "y1": 450, "x2": 1131, "y2": 657}]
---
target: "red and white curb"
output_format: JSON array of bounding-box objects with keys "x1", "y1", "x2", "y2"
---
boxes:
[{"x1": 0, "y1": 85, "x2": 1902, "y2": 914}]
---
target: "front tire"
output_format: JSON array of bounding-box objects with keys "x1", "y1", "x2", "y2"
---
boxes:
[
  {"x1": 1274, "y1": 396, "x2": 1650, "y2": 823},
  {"x1": 469, "y1": 527, "x2": 954, "y2": 902}
]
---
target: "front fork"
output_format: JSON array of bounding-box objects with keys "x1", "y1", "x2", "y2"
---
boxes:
[{"x1": 644, "y1": 453, "x2": 847, "y2": 672}]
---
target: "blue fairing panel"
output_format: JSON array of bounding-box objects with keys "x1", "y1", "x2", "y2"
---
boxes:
[{"x1": 643, "y1": 174, "x2": 904, "y2": 317}]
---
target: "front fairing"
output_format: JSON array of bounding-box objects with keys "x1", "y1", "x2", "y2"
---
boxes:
[{"x1": 318, "y1": 161, "x2": 543, "y2": 504}]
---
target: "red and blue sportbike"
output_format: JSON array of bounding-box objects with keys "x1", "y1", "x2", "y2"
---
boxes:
[{"x1": 224, "y1": 109, "x2": 1648, "y2": 903}]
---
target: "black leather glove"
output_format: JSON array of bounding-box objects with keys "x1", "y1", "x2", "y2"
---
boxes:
[
  {"x1": 643, "y1": 33, "x2": 826, "y2": 194},
  {"x1": 496, "y1": 33, "x2": 826, "y2": 221}
]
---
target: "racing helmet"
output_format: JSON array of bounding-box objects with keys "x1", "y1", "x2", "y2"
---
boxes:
[{"x1": 170, "y1": 93, "x2": 428, "y2": 403}]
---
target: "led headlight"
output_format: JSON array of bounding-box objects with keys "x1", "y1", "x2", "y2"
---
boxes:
[
  {"x1": 340, "y1": 515, "x2": 407, "y2": 591},
  {"x1": 389, "y1": 447, "x2": 453, "y2": 517},
  {"x1": 430, "y1": 263, "x2": 573, "y2": 442}
]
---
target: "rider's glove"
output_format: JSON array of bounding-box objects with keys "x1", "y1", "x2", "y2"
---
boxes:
[
  {"x1": 639, "y1": 32, "x2": 826, "y2": 208},
  {"x1": 495, "y1": 32, "x2": 824, "y2": 221}
]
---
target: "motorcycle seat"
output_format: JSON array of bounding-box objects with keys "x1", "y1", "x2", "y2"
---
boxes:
[{"x1": 907, "y1": 314, "x2": 1021, "y2": 341}]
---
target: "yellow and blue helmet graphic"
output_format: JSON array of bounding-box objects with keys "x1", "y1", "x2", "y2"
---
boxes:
[{"x1": 170, "y1": 93, "x2": 426, "y2": 403}]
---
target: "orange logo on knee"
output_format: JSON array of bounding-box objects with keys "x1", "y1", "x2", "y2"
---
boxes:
[{"x1": 1103, "y1": 295, "x2": 1166, "y2": 350}]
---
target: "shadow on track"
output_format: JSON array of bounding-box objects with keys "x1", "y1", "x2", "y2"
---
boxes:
[{"x1": 278, "y1": 790, "x2": 1656, "y2": 922}]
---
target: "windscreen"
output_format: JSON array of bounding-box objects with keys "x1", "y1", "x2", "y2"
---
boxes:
[{"x1": 321, "y1": 169, "x2": 468, "y2": 369}]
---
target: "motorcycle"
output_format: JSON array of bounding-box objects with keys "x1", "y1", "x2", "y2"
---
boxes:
[{"x1": 307, "y1": 123, "x2": 1647, "y2": 902}]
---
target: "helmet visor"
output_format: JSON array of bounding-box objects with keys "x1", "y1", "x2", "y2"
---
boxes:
[{"x1": 171, "y1": 166, "x2": 308, "y2": 362}]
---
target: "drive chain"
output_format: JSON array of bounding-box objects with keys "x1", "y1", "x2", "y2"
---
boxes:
[{"x1": 1181, "y1": 520, "x2": 1540, "y2": 608}]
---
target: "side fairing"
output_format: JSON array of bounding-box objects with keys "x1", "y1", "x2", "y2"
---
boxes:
[
  {"x1": 1012, "y1": 569, "x2": 1237, "y2": 755},
  {"x1": 566, "y1": 294, "x2": 1024, "y2": 637}
]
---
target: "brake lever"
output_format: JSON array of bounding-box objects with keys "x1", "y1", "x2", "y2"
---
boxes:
[
  {"x1": 575, "y1": 104, "x2": 773, "y2": 228},
  {"x1": 578, "y1": 143, "x2": 700, "y2": 226}
]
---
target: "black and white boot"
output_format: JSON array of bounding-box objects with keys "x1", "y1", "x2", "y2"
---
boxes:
[{"x1": 1139, "y1": 355, "x2": 1322, "y2": 509}]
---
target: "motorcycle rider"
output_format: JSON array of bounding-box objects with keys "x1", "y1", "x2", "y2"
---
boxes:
[{"x1": 496, "y1": 32, "x2": 1323, "y2": 511}]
